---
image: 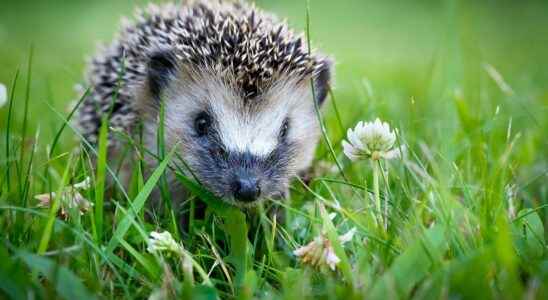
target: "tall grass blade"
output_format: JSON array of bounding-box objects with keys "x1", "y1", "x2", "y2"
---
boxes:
[
  {"x1": 49, "y1": 88, "x2": 89, "y2": 157},
  {"x1": 105, "y1": 146, "x2": 177, "y2": 253},
  {"x1": 94, "y1": 116, "x2": 109, "y2": 242},
  {"x1": 37, "y1": 153, "x2": 74, "y2": 254},
  {"x1": 318, "y1": 203, "x2": 353, "y2": 286},
  {"x1": 305, "y1": 0, "x2": 347, "y2": 181},
  {"x1": 4, "y1": 69, "x2": 20, "y2": 192},
  {"x1": 156, "y1": 100, "x2": 179, "y2": 239},
  {"x1": 19, "y1": 46, "x2": 33, "y2": 173}
]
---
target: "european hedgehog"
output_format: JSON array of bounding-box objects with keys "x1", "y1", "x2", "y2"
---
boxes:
[{"x1": 76, "y1": 0, "x2": 332, "y2": 207}]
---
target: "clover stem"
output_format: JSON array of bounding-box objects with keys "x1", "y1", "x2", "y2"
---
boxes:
[
  {"x1": 372, "y1": 160, "x2": 382, "y2": 228},
  {"x1": 363, "y1": 176, "x2": 369, "y2": 212},
  {"x1": 379, "y1": 161, "x2": 390, "y2": 230}
]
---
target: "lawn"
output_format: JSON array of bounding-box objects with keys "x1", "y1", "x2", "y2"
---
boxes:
[{"x1": 1, "y1": 0, "x2": 547, "y2": 299}]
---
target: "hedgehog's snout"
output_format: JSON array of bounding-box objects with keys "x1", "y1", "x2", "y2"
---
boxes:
[
  {"x1": 229, "y1": 159, "x2": 263, "y2": 203},
  {"x1": 231, "y1": 173, "x2": 261, "y2": 203}
]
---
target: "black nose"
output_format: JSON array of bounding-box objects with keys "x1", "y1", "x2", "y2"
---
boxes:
[{"x1": 232, "y1": 177, "x2": 261, "y2": 202}]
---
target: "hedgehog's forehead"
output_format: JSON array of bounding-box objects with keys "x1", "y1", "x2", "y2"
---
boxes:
[
  {"x1": 213, "y1": 79, "x2": 309, "y2": 156},
  {"x1": 177, "y1": 57, "x2": 316, "y2": 100}
]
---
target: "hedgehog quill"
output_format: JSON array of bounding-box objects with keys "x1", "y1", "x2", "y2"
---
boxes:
[{"x1": 76, "y1": 1, "x2": 332, "y2": 207}]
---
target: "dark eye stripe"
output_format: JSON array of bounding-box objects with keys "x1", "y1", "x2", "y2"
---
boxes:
[{"x1": 264, "y1": 140, "x2": 296, "y2": 175}]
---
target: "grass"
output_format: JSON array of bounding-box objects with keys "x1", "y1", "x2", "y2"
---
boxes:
[{"x1": 1, "y1": 0, "x2": 547, "y2": 299}]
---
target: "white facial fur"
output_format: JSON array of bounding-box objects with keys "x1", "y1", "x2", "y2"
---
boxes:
[
  {"x1": 160, "y1": 68, "x2": 320, "y2": 164},
  {"x1": 211, "y1": 77, "x2": 318, "y2": 158}
]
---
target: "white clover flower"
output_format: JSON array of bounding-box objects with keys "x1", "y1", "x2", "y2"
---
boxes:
[
  {"x1": 72, "y1": 176, "x2": 92, "y2": 190},
  {"x1": 147, "y1": 231, "x2": 183, "y2": 255},
  {"x1": 0, "y1": 83, "x2": 7, "y2": 108},
  {"x1": 323, "y1": 245, "x2": 340, "y2": 271},
  {"x1": 293, "y1": 227, "x2": 356, "y2": 271},
  {"x1": 35, "y1": 177, "x2": 92, "y2": 220},
  {"x1": 338, "y1": 227, "x2": 357, "y2": 243},
  {"x1": 342, "y1": 118, "x2": 404, "y2": 161}
]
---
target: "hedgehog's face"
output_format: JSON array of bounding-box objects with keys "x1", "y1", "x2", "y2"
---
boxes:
[{"x1": 145, "y1": 52, "x2": 331, "y2": 206}]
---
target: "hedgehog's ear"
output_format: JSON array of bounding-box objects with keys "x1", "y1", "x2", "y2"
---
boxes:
[
  {"x1": 148, "y1": 51, "x2": 178, "y2": 100},
  {"x1": 313, "y1": 59, "x2": 333, "y2": 106}
]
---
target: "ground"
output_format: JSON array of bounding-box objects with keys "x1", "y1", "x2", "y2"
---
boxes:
[{"x1": 0, "y1": 0, "x2": 547, "y2": 299}]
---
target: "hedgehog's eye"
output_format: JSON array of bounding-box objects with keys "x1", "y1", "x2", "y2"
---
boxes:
[
  {"x1": 279, "y1": 119, "x2": 290, "y2": 140},
  {"x1": 194, "y1": 112, "x2": 211, "y2": 136}
]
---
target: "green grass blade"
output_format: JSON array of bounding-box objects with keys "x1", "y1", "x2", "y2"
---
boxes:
[
  {"x1": 223, "y1": 209, "x2": 249, "y2": 292},
  {"x1": 94, "y1": 116, "x2": 109, "y2": 242},
  {"x1": 327, "y1": 88, "x2": 346, "y2": 138},
  {"x1": 105, "y1": 145, "x2": 177, "y2": 254},
  {"x1": 49, "y1": 88, "x2": 90, "y2": 157},
  {"x1": 173, "y1": 171, "x2": 234, "y2": 215},
  {"x1": 305, "y1": 0, "x2": 347, "y2": 181},
  {"x1": 20, "y1": 127, "x2": 39, "y2": 217},
  {"x1": 37, "y1": 153, "x2": 74, "y2": 254},
  {"x1": 4, "y1": 69, "x2": 20, "y2": 192},
  {"x1": 318, "y1": 203, "x2": 354, "y2": 286},
  {"x1": 118, "y1": 238, "x2": 159, "y2": 280},
  {"x1": 19, "y1": 46, "x2": 33, "y2": 173},
  {"x1": 156, "y1": 100, "x2": 179, "y2": 239}
]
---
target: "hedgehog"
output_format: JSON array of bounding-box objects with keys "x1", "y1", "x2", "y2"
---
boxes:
[{"x1": 76, "y1": 0, "x2": 332, "y2": 207}]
